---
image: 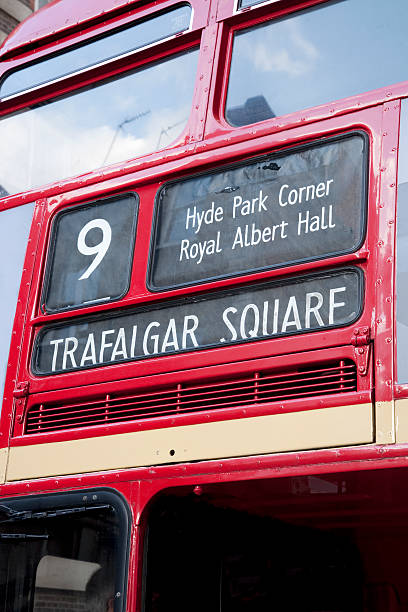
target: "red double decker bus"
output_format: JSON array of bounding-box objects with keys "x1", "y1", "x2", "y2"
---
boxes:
[{"x1": 1, "y1": 0, "x2": 408, "y2": 609}]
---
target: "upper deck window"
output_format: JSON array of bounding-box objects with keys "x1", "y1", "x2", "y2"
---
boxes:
[
  {"x1": 0, "y1": 4, "x2": 192, "y2": 100},
  {"x1": 0, "y1": 48, "x2": 198, "y2": 197},
  {"x1": 226, "y1": 0, "x2": 408, "y2": 126},
  {"x1": 238, "y1": 0, "x2": 279, "y2": 8}
]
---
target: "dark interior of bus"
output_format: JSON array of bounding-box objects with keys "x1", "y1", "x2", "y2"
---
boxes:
[{"x1": 144, "y1": 467, "x2": 408, "y2": 612}]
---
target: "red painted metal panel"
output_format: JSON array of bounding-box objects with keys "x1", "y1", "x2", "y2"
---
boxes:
[
  {"x1": 23, "y1": 360, "x2": 357, "y2": 434},
  {"x1": 11, "y1": 345, "x2": 372, "y2": 445},
  {"x1": 8, "y1": 110, "x2": 376, "y2": 400},
  {"x1": 0, "y1": 0, "x2": 402, "y2": 460},
  {"x1": 0, "y1": 3, "x2": 407, "y2": 612},
  {"x1": 374, "y1": 102, "x2": 400, "y2": 402},
  {"x1": 0, "y1": 201, "x2": 45, "y2": 450},
  {"x1": 6, "y1": 452, "x2": 408, "y2": 612},
  {"x1": 2, "y1": 446, "x2": 408, "y2": 515}
]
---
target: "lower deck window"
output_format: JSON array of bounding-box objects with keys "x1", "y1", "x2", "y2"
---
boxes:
[
  {"x1": 144, "y1": 468, "x2": 408, "y2": 612},
  {"x1": 0, "y1": 489, "x2": 128, "y2": 612}
]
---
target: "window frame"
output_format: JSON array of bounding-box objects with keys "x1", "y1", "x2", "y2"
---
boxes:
[
  {"x1": 147, "y1": 130, "x2": 369, "y2": 292},
  {"x1": 0, "y1": 0, "x2": 207, "y2": 116},
  {"x1": 0, "y1": 487, "x2": 132, "y2": 612},
  {"x1": 208, "y1": 0, "x2": 335, "y2": 136},
  {"x1": 40, "y1": 192, "x2": 140, "y2": 315},
  {"x1": 31, "y1": 266, "x2": 365, "y2": 376},
  {"x1": 35, "y1": 0, "x2": 52, "y2": 10},
  {"x1": 0, "y1": 3, "x2": 194, "y2": 102},
  {"x1": 204, "y1": 0, "x2": 408, "y2": 141}
]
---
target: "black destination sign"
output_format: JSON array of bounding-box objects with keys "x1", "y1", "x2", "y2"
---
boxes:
[
  {"x1": 149, "y1": 133, "x2": 367, "y2": 290},
  {"x1": 42, "y1": 193, "x2": 138, "y2": 313},
  {"x1": 33, "y1": 268, "x2": 363, "y2": 375}
]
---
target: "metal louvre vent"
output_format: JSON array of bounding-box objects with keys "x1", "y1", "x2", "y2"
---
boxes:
[{"x1": 25, "y1": 360, "x2": 357, "y2": 435}]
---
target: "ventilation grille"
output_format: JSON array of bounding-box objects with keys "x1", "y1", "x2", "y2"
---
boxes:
[{"x1": 25, "y1": 360, "x2": 357, "y2": 435}]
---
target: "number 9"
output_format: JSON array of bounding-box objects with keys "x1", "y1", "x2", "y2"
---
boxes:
[{"x1": 77, "y1": 218, "x2": 112, "y2": 280}]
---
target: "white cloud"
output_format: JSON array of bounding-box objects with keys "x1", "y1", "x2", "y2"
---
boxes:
[
  {"x1": 249, "y1": 20, "x2": 319, "y2": 77},
  {"x1": 0, "y1": 100, "x2": 189, "y2": 195},
  {"x1": 0, "y1": 50, "x2": 197, "y2": 196}
]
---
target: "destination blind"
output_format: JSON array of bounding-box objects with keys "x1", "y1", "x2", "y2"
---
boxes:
[
  {"x1": 33, "y1": 268, "x2": 363, "y2": 375},
  {"x1": 42, "y1": 193, "x2": 138, "y2": 312},
  {"x1": 149, "y1": 133, "x2": 367, "y2": 289}
]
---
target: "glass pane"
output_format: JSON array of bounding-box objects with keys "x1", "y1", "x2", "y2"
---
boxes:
[
  {"x1": 0, "y1": 49, "x2": 198, "y2": 197},
  {"x1": 144, "y1": 468, "x2": 408, "y2": 612},
  {"x1": 0, "y1": 492, "x2": 127, "y2": 612},
  {"x1": 396, "y1": 99, "x2": 408, "y2": 383},
  {"x1": 226, "y1": 0, "x2": 408, "y2": 126},
  {"x1": 239, "y1": 0, "x2": 278, "y2": 7},
  {"x1": 150, "y1": 133, "x2": 367, "y2": 289},
  {"x1": 0, "y1": 5, "x2": 192, "y2": 99},
  {"x1": 0, "y1": 203, "x2": 34, "y2": 411},
  {"x1": 33, "y1": 268, "x2": 363, "y2": 375}
]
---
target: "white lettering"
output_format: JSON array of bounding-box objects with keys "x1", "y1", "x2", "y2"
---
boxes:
[
  {"x1": 222, "y1": 306, "x2": 238, "y2": 341},
  {"x1": 62, "y1": 337, "x2": 78, "y2": 370},
  {"x1": 180, "y1": 233, "x2": 222, "y2": 263},
  {"x1": 111, "y1": 327, "x2": 128, "y2": 361},
  {"x1": 130, "y1": 325, "x2": 137, "y2": 358},
  {"x1": 281, "y1": 296, "x2": 301, "y2": 332},
  {"x1": 99, "y1": 329, "x2": 115, "y2": 362},
  {"x1": 231, "y1": 226, "x2": 243, "y2": 250},
  {"x1": 182, "y1": 315, "x2": 199, "y2": 348},
  {"x1": 161, "y1": 318, "x2": 179, "y2": 353},
  {"x1": 240, "y1": 304, "x2": 260, "y2": 339},
  {"x1": 185, "y1": 206, "x2": 196, "y2": 230},
  {"x1": 329, "y1": 287, "x2": 346, "y2": 324},
  {"x1": 279, "y1": 179, "x2": 334, "y2": 208},
  {"x1": 143, "y1": 322, "x2": 160, "y2": 355},
  {"x1": 179, "y1": 239, "x2": 189, "y2": 261},
  {"x1": 185, "y1": 202, "x2": 224, "y2": 234},
  {"x1": 50, "y1": 339, "x2": 63, "y2": 372},
  {"x1": 232, "y1": 190, "x2": 268, "y2": 218},
  {"x1": 272, "y1": 298, "x2": 279, "y2": 334},
  {"x1": 279, "y1": 184, "x2": 289, "y2": 207},
  {"x1": 298, "y1": 210, "x2": 310, "y2": 234},
  {"x1": 80, "y1": 333, "x2": 97, "y2": 366},
  {"x1": 305, "y1": 292, "x2": 324, "y2": 328},
  {"x1": 262, "y1": 301, "x2": 269, "y2": 335}
]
